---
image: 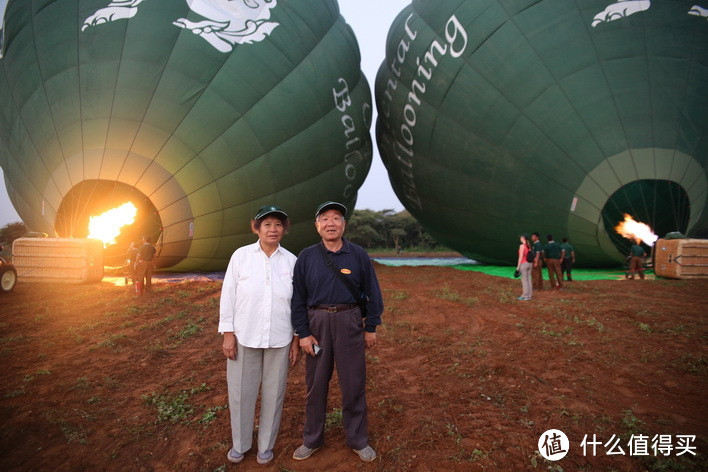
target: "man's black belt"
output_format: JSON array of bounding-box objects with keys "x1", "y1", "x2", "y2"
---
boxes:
[{"x1": 311, "y1": 303, "x2": 358, "y2": 313}]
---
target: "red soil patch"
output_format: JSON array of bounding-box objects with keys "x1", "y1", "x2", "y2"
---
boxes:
[{"x1": 0, "y1": 264, "x2": 706, "y2": 471}]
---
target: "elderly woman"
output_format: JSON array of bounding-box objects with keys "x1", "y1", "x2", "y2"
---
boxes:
[
  {"x1": 218, "y1": 205, "x2": 299, "y2": 465},
  {"x1": 516, "y1": 233, "x2": 533, "y2": 301}
]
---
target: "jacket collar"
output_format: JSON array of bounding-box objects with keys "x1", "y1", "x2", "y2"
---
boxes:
[{"x1": 322, "y1": 237, "x2": 350, "y2": 254}]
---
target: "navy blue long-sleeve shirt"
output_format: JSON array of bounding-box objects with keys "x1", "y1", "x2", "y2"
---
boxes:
[{"x1": 291, "y1": 238, "x2": 383, "y2": 338}]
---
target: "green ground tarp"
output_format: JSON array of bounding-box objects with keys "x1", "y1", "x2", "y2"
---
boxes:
[
  {"x1": 454, "y1": 264, "x2": 649, "y2": 281},
  {"x1": 373, "y1": 256, "x2": 641, "y2": 280}
]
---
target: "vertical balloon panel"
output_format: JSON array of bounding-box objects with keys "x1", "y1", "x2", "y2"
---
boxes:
[
  {"x1": 376, "y1": 0, "x2": 707, "y2": 266},
  {"x1": 0, "y1": 0, "x2": 372, "y2": 270}
]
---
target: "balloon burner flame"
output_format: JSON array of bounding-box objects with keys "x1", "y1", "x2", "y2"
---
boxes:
[
  {"x1": 87, "y1": 202, "x2": 137, "y2": 247},
  {"x1": 614, "y1": 214, "x2": 658, "y2": 246}
]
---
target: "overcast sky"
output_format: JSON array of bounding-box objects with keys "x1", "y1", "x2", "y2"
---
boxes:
[{"x1": 0, "y1": 0, "x2": 409, "y2": 226}]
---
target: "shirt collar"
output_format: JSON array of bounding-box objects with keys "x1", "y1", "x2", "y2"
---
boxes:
[{"x1": 252, "y1": 241, "x2": 282, "y2": 255}]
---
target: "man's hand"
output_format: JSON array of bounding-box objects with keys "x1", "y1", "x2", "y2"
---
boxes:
[
  {"x1": 222, "y1": 332, "x2": 237, "y2": 360},
  {"x1": 365, "y1": 331, "x2": 377, "y2": 349},
  {"x1": 299, "y1": 335, "x2": 320, "y2": 357}
]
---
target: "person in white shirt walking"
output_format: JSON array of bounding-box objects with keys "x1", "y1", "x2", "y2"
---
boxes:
[{"x1": 218, "y1": 205, "x2": 300, "y2": 465}]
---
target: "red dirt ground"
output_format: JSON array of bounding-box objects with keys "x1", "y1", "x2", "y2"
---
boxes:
[{"x1": 0, "y1": 263, "x2": 706, "y2": 471}]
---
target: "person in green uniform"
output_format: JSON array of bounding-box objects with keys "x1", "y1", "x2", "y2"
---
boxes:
[
  {"x1": 543, "y1": 234, "x2": 563, "y2": 289},
  {"x1": 531, "y1": 233, "x2": 544, "y2": 290},
  {"x1": 560, "y1": 238, "x2": 576, "y2": 282},
  {"x1": 628, "y1": 240, "x2": 647, "y2": 280},
  {"x1": 134, "y1": 235, "x2": 157, "y2": 295}
]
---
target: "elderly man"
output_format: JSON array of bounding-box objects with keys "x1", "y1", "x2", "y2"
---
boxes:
[{"x1": 291, "y1": 201, "x2": 384, "y2": 463}]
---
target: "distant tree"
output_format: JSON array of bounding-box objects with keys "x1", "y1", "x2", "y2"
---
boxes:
[
  {"x1": 387, "y1": 211, "x2": 418, "y2": 247},
  {"x1": 0, "y1": 221, "x2": 27, "y2": 246},
  {"x1": 390, "y1": 228, "x2": 406, "y2": 252},
  {"x1": 354, "y1": 224, "x2": 381, "y2": 248},
  {"x1": 418, "y1": 231, "x2": 441, "y2": 249},
  {"x1": 346, "y1": 209, "x2": 387, "y2": 248}
]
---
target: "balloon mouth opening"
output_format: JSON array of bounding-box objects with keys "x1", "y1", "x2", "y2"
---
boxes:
[
  {"x1": 600, "y1": 179, "x2": 690, "y2": 254},
  {"x1": 55, "y1": 180, "x2": 163, "y2": 267}
]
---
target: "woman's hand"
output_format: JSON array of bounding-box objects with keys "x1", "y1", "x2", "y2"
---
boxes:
[
  {"x1": 289, "y1": 336, "x2": 300, "y2": 366},
  {"x1": 222, "y1": 332, "x2": 237, "y2": 360}
]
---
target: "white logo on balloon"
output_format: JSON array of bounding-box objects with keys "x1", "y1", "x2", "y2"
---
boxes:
[
  {"x1": 592, "y1": 0, "x2": 707, "y2": 27},
  {"x1": 82, "y1": 0, "x2": 279, "y2": 52}
]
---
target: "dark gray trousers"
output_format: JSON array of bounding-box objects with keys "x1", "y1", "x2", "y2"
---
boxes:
[{"x1": 303, "y1": 306, "x2": 368, "y2": 450}]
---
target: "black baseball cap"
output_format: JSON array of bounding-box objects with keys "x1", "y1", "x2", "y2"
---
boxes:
[
  {"x1": 254, "y1": 205, "x2": 288, "y2": 220},
  {"x1": 315, "y1": 201, "x2": 347, "y2": 218}
]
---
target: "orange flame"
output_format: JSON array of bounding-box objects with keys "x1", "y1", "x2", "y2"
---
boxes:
[
  {"x1": 614, "y1": 214, "x2": 658, "y2": 246},
  {"x1": 87, "y1": 202, "x2": 137, "y2": 246}
]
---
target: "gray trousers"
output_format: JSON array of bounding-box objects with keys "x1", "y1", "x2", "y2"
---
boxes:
[
  {"x1": 227, "y1": 341, "x2": 290, "y2": 454},
  {"x1": 520, "y1": 261, "x2": 533, "y2": 298},
  {"x1": 304, "y1": 306, "x2": 368, "y2": 450}
]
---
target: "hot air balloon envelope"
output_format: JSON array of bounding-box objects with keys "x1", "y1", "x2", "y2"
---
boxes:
[
  {"x1": 376, "y1": 0, "x2": 707, "y2": 266},
  {"x1": 0, "y1": 0, "x2": 373, "y2": 270}
]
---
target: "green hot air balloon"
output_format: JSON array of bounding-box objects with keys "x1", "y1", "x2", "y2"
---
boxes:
[
  {"x1": 376, "y1": 0, "x2": 707, "y2": 266},
  {"x1": 0, "y1": 0, "x2": 372, "y2": 270}
]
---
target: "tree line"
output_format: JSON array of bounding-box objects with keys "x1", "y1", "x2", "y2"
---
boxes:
[
  {"x1": 344, "y1": 209, "x2": 446, "y2": 251},
  {"x1": 0, "y1": 222, "x2": 27, "y2": 246}
]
